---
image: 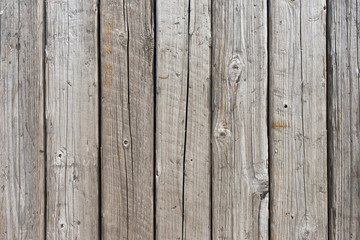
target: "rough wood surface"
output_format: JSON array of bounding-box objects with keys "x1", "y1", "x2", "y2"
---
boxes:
[
  {"x1": 328, "y1": 0, "x2": 360, "y2": 239},
  {"x1": 0, "y1": 0, "x2": 45, "y2": 239},
  {"x1": 100, "y1": 0, "x2": 155, "y2": 239},
  {"x1": 45, "y1": 0, "x2": 99, "y2": 239},
  {"x1": 212, "y1": 1, "x2": 269, "y2": 239},
  {"x1": 155, "y1": 0, "x2": 189, "y2": 239},
  {"x1": 183, "y1": 0, "x2": 212, "y2": 239},
  {"x1": 269, "y1": 0, "x2": 327, "y2": 239}
]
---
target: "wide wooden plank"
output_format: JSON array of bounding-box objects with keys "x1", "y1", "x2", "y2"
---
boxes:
[
  {"x1": 156, "y1": 0, "x2": 189, "y2": 239},
  {"x1": 183, "y1": 0, "x2": 212, "y2": 239},
  {"x1": 212, "y1": 0, "x2": 269, "y2": 239},
  {"x1": 100, "y1": 0, "x2": 155, "y2": 239},
  {"x1": 45, "y1": 0, "x2": 99, "y2": 239},
  {"x1": 328, "y1": 1, "x2": 360, "y2": 239},
  {"x1": 0, "y1": 0, "x2": 45, "y2": 239},
  {"x1": 269, "y1": 0, "x2": 327, "y2": 239}
]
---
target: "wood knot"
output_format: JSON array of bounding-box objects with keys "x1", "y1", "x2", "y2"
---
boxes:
[
  {"x1": 298, "y1": 214, "x2": 316, "y2": 239},
  {"x1": 214, "y1": 119, "x2": 231, "y2": 139},
  {"x1": 228, "y1": 55, "x2": 244, "y2": 83}
]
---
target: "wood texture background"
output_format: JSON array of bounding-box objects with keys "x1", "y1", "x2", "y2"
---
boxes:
[
  {"x1": 328, "y1": 0, "x2": 360, "y2": 239},
  {"x1": 212, "y1": 0, "x2": 269, "y2": 239},
  {"x1": 45, "y1": 0, "x2": 99, "y2": 239},
  {"x1": 0, "y1": 0, "x2": 359, "y2": 239},
  {"x1": 269, "y1": 0, "x2": 328, "y2": 239},
  {"x1": 100, "y1": 0, "x2": 154, "y2": 239},
  {"x1": 0, "y1": 0, "x2": 45, "y2": 239}
]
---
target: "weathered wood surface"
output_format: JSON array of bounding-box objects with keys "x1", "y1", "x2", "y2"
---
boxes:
[
  {"x1": 100, "y1": 0, "x2": 155, "y2": 239},
  {"x1": 269, "y1": 0, "x2": 327, "y2": 239},
  {"x1": 0, "y1": 0, "x2": 45, "y2": 239},
  {"x1": 155, "y1": 0, "x2": 189, "y2": 238},
  {"x1": 183, "y1": 0, "x2": 212, "y2": 239},
  {"x1": 212, "y1": 0, "x2": 269, "y2": 239},
  {"x1": 328, "y1": 0, "x2": 360, "y2": 239},
  {"x1": 45, "y1": 0, "x2": 99, "y2": 239}
]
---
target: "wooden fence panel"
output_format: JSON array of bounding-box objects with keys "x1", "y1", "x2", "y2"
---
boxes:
[
  {"x1": 269, "y1": 0, "x2": 327, "y2": 239},
  {"x1": 100, "y1": 0, "x2": 155, "y2": 239},
  {"x1": 328, "y1": 1, "x2": 360, "y2": 239},
  {"x1": 45, "y1": 0, "x2": 99, "y2": 239},
  {"x1": 183, "y1": 0, "x2": 212, "y2": 239},
  {"x1": 212, "y1": 0, "x2": 269, "y2": 239},
  {"x1": 155, "y1": 0, "x2": 189, "y2": 238},
  {"x1": 0, "y1": 0, "x2": 45, "y2": 239}
]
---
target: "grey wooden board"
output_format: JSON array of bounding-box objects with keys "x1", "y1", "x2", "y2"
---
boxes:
[
  {"x1": 183, "y1": 0, "x2": 212, "y2": 239},
  {"x1": 212, "y1": 0, "x2": 269, "y2": 239},
  {"x1": 45, "y1": 0, "x2": 99, "y2": 239},
  {"x1": 328, "y1": 0, "x2": 360, "y2": 239},
  {"x1": 100, "y1": 0, "x2": 155, "y2": 239},
  {"x1": 155, "y1": 0, "x2": 189, "y2": 239},
  {"x1": 0, "y1": 0, "x2": 45, "y2": 239},
  {"x1": 269, "y1": 0, "x2": 327, "y2": 239}
]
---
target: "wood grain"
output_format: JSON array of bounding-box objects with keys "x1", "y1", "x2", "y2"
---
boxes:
[
  {"x1": 45, "y1": 0, "x2": 99, "y2": 238},
  {"x1": 269, "y1": 0, "x2": 327, "y2": 239},
  {"x1": 328, "y1": 0, "x2": 360, "y2": 239},
  {"x1": 0, "y1": 0, "x2": 45, "y2": 239},
  {"x1": 100, "y1": 0, "x2": 155, "y2": 239},
  {"x1": 183, "y1": 0, "x2": 212, "y2": 239},
  {"x1": 155, "y1": 0, "x2": 189, "y2": 239},
  {"x1": 212, "y1": 0, "x2": 269, "y2": 239}
]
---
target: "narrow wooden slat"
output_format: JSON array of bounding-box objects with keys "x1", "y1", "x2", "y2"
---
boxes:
[
  {"x1": 0, "y1": 0, "x2": 45, "y2": 239},
  {"x1": 100, "y1": 0, "x2": 155, "y2": 239},
  {"x1": 269, "y1": 0, "x2": 327, "y2": 239},
  {"x1": 156, "y1": 0, "x2": 189, "y2": 238},
  {"x1": 45, "y1": 0, "x2": 99, "y2": 238},
  {"x1": 183, "y1": 0, "x2": 212, "y2": 239},
  {"x1": 212, "y1": 0, "x2": 269, "y2": 239},
  {"x1": 328, "y1": 1, "x2": 360, "y2": 239}
]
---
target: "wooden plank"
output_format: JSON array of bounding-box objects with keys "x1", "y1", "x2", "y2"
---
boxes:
[
  {"x1": 100, "y1": 0, "x2": 155, "y2": 239},
  {"x1": 328, "y1": 0, "x2": 360, "y2": 239},
  {"x1": 269, "y1": 0, "x2": 327, "y2": 239},
  {"x1": 45, "y1": 0, "x2": 99, "y2": 239},
  {"x1": 183, "y1": 0, "x2": 212, "y2": 239},
  {"x1": 155, "y1": 0, "x2": 189, "y2": 239},
  {"x1": 212, "y1": 0, "x2": 269, "y2": 239},
  {"x1": 0, "y1": 0, "x2": 45, "y2": 239}
]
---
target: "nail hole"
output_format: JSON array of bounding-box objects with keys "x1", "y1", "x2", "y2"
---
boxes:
[{"x1": 284, "y1": 104, "x2": 288, "y2": 109}]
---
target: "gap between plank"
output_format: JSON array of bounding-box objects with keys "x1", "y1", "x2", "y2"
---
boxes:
[
  {"x1": 43, "y1": 0, "x2": 48, "y2": 238},
  {"x1": 97, "y1": 0, "x2": 102, "y2": 239},
  {"x1": 153, "y1": 0, "x2": 157, "y2": 238},
  {"x1": 181, "y1": 0, "x2": 191, "y2": 239}
]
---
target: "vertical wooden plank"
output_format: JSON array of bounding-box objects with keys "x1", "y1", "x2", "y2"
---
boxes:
[
  {"x1": 0, "y1": 0, "x2": 45, "y2": 239},
  {"x1": 269, "y1": 0, "x2": 327, "y2": 239},
  {"x1": 328, "y1": 0, "x2": 360, "y2": 239},
  {"x1": 100, "y1": 0, "x2": 155, "y2": 239},
  {"x1": 183, "y1": 0, "x2": 212, "y2": 239},
  {"x1": 156, "y1": 0, "x2": 189, "y2": 239},
  {"x1": 45, "y1": 0, "x2": 99, "y2": 239},
  {"x1": 212, "y1": 0, "x2": 269, "y2": 239}
]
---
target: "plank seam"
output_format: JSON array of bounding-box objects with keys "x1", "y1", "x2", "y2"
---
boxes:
[
  {"x1": 153, "y1": 0, "x2": 157, "y2": 238},
  {"x1": 181, "y1": 1, "x2": 191, "y2": 239},
  {"x1": 43, "y1": 0, "x2": 48, "y2": 238},
  {"x1": 325, "y1": 0, "x2": 330, "y2": 239},
  {"x1": 210, "y1": 0, "x2": 213, "y2": 239},
  {"x1": 266, "y1": 0, "x2": 270, "y2": 239},
  {"x1": 97, "y1": 0, "x2": 102, "y2": 239}
]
